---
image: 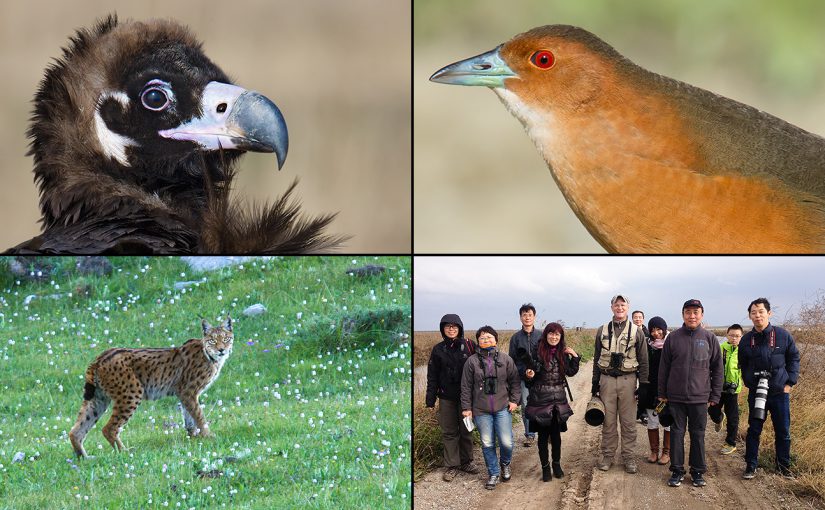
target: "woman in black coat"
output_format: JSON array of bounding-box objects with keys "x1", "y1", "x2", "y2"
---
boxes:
[{"x1": 524, "y1": 322, "x2": 580, "y2": 482}]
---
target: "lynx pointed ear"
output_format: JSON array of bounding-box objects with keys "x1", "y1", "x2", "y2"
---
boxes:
[
  {"x1": 223, "y1": 315, "x2": 233, "y2": 332},
  {"x1": 202, "y1": 319, "x2": 211, "y2": 335}
]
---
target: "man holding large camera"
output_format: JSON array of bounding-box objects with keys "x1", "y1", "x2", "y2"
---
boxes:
[
  {"x1": 738, "y1": 298, "x2": 800, "y2": 480},
  {"x1": 591, "y1": 295, "x2": 649, "y2": 474}
]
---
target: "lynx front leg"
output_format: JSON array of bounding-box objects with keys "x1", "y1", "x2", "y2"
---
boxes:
[
  {"x1": 69, "y1": 393, "x2": 110, "y2": 458},
  {"x1": 179, "y1": 392, "x2": 211, "y2": 437}
]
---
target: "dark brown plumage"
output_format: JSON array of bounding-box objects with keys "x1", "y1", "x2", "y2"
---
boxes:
[{"x1": 8, "y1": 15, "x2": 345, "y2": 254}]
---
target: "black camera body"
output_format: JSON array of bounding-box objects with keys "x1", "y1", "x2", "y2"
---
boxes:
[
  {"x1": 483, "y1": 376, "x2": 498, "y2": 395},
  {"x1": 609, "y1": 352, "x2": 624, "y2": 370},
  {"x1": 722, "y1": 381, "x2": 739, "y2": 394}
]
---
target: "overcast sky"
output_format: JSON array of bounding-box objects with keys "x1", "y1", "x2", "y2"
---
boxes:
[{"x1": 414, "y1": 256, "x2": 825, "y2": 332}]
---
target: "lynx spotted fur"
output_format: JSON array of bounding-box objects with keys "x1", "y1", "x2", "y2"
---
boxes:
[{"x1": 69, "y1": 316, "x2": 233, "y2": 457}]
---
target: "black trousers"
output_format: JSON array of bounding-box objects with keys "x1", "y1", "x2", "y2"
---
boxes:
[
  {"x1": 535, "y1": 421, "x2": 562, "y2": 466},
  {"x1": 719, "y1": 392, "x2": 740, "y2": 447},
  {"x1": 668, "y1": 402, "x2": 708, "y2": 475}
]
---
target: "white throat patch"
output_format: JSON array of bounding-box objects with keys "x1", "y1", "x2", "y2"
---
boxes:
[
  {"x1": 492, "y1": 88, "x2": 557, "y2": 161},
  {"x1": 94, "y1": 91, "x2": 138, "y2": 167}
]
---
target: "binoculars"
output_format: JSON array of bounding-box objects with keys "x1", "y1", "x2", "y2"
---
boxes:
[{"x1": 483, "y1": 376, "x2": 498, "y2": 395}]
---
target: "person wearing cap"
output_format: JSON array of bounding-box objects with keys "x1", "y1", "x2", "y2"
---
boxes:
[
  {"x1": 639, "y1": 316, "x2": 672, "y2": 465},
  {"x1": 591, "y1": 294, "x2": 649, "y2": 474},
  {"x1": 508, "y1": 303, "x2": 543, "y2": 447},
  {"x1": 461, "y1": 326, "x2": 521, "y2": 490},
  {"x1": 425, "y1": 314, "x2": 480, "y2": 481},
  {"x1": 739, "y1": 298, "x2": 800, "y2": 480},
  {"x1": 658, "y1": 299, "x2": 723, "y2": 488}
]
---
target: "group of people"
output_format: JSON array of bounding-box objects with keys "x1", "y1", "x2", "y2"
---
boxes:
[{"x1": 425, "y1": 296, "x2": 800, "y2": 491}]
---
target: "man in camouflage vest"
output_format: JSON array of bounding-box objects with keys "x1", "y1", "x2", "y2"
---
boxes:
[{"x1": 591, "y1": 295, "x2": 649, "y2": 474}]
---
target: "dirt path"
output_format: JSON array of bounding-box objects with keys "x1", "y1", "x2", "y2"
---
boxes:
[{"x1": 414, "y1": 361, "x2": 811, "y2": 510}]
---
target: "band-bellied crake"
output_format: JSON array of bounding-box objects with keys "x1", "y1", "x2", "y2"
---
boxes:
[{"x1": 430, "y1": 25, "x2": 825, "y2": 253}]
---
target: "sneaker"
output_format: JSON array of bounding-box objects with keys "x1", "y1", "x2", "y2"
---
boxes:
[
  {"x1": 597, "y1": 457, "x2": 612, "y2": 471},
  {"x1": 667, "y1": 472, "x2": 684, "y2": 487},
  {"x1": 485, "y1": 474, "x2": 499, "y2": 490},
  {"x1": 691, "y1": 472, "x2": 706, "y2": 487},
  {"x1": 714, "y1": 420, "x2": 722, "y2": 432},
  {"x1": 442, "y1": 467, "x2": 459, "y2": 482},
  {"x1": 459, "y1": 462, "x2": 480, "y2": 474},
  {"x1": 500, "y1": 463, "x2": 511, "y2": 481},
  {"x1": 523, "y1": 436, "x2": 535, "y2": 447},
  {"x1": 720, "y1": 444, "x2": 737, "y2": 455},
  {"x1": 743, "y1": 467, "x2": 757, "y2": 480},
  {"x1": 625, "y1": 460, "x2": 638, "y2": 474},
  {"x1": 778, "y1": 466, "x2": 795, "y2": 480}
]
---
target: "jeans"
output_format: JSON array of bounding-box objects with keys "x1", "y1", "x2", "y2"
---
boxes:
[
  {"x1": 745, "y1": 392, "x2": 791, "y2": 470},
  {"x1": 520, "y1": 380, "x2": 535, "y2": 438},
  {"x1": 474, "y1": 408, "x2": 514, "y2": 476},
  {"x1": 668, "y1": 402, "x2": 707, "y2": 475}
]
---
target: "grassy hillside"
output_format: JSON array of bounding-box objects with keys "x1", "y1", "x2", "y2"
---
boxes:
[{"x1": 0, "y1": 256, "x2": 411, "y2": 509}]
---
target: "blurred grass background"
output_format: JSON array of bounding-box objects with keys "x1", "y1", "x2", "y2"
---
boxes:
[
  {"x1": 0, "y1": 0, "x2": 410, "y2": 253},
  {"x1": 414, "y1": 0, "x2": 825, "y2": 253}
]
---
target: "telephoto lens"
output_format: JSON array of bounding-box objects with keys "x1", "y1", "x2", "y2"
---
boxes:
[{"x1": 752, "y1": 371, "x2": 770, "y2": 421}]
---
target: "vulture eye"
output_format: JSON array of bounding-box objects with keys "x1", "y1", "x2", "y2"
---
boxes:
[
  {"x1": 530, "y1": 50, "x2": 555, "y2": 69},
  {"x1": 141, "y1": 87, "x2": 170, "y2": 111}
]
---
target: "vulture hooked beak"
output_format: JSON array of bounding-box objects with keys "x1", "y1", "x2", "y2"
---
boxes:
[{"x1": 159, "y1": 82, "x2": 289, "y2": 169}]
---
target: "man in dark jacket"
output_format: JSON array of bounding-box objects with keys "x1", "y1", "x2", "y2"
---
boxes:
[
  {"x1": 738, "y1": 298, "x2": 800, "y2": 480},
  {"x1": 658, "y1": 299, "x2": 723, "y2": 489},
  {"x1": 425, "y1": 314, "x2": 480, "y2": 481},
  {"x1": 508, "y1": 303, "x2": 543, "y2": 447}
]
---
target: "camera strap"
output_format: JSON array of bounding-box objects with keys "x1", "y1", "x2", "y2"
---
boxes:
[
  {"x1": 606, "y1": 321, "x2": 634, "y2": 354},
  {"x1": 750, "y1": 328, "x2": 775, "y2": 350}
]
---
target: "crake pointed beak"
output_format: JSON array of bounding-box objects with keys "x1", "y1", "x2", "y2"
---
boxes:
[
  {"x1": 430, "y1": 46, "x2": 516, "y2": 88},
  {"x1": 159, "y1": 81, "x2": 288, "y2": 170}
]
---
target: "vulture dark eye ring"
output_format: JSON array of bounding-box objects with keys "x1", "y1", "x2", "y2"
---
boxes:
[
  {"x1": 530, "y1": 50, "x2": 555, "y2": 69},
  {"x1": 141, "y1": 88, "x2": 170, "y2": 111}
]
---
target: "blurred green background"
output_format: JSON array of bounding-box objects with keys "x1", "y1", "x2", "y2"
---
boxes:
[
  {"x1": 414, "y1": 0, "x2": 825, "y2": 253},
  {"x1": 0, "y1": 0, "x2": 410, "y2": 253}
]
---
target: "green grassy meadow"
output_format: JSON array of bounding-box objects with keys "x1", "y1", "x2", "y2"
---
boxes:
[{"x1": 0, "y1": 256, "x2": 411, "y2": 509}]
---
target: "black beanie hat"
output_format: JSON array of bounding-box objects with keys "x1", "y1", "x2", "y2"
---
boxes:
[{"x1": 648, "y1": 316, "x2": 668, "y2": 332}]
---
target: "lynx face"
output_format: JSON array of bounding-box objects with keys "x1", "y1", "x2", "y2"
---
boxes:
[{"x1": 201, "y1": 317, "x2": 234, "y2": 362}]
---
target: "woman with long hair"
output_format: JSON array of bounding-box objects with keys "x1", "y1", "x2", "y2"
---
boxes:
[{"x1": 524, "y1": 322, "x2": 581, "y2": 481}]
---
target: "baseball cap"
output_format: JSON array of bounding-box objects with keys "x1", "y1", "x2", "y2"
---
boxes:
[
  {"x1": 611, "y1": 295, "x2": 629, "y2": 305},
  {"x1": 682, "y1": 299, "x2": 704, "y2": 311}
]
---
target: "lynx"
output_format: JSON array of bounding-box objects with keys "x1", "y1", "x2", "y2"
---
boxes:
[{"x1": 69, "y1": 316, "x2": 233, "y2": 457}]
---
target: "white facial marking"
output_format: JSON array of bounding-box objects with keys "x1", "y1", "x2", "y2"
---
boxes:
[{"x1": 94, "y1": 90, "x2": 139, "y2": 167}]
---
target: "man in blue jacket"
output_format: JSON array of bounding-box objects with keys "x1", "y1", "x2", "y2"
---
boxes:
[{"x1": 738, "y1": 298, "x2": 800, "y2": 480}]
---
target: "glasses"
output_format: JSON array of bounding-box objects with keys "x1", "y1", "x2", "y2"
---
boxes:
[
  {"x1": 478, "y1": 336, "x2": 496, "y2": 342},
  {"x1": 546, "y1": 333, "x2": 561, "y2": 338},
  {"x1": 444, "y1": 324, "x2": 458, "y2": 329}
]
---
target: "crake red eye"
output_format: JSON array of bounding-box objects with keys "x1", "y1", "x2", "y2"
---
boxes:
[{"x1": 530, "y1": 50, "x2": 555, "y2": 69}]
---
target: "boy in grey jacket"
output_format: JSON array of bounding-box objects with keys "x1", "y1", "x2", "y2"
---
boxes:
[
  {"x1": 461, "y1": 326, "x2": 521, "y2": 490},
  {"x1": 658, "y1": 299, "x2": 723, "y2": 489}
]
